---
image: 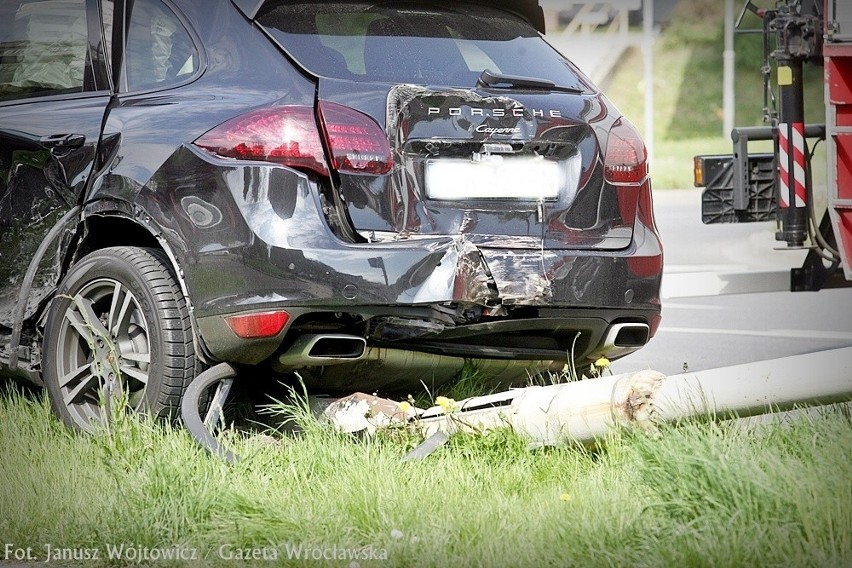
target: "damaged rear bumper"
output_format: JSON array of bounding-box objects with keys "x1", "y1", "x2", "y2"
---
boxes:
[{"x1": 155, "y1": 150, "x2": 660, "y2": 367}]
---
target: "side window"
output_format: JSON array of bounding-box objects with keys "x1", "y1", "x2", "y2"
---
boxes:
[
  {"x1": 0, "y1": 0, "x2": 89, "y2": 101},
  {"x1": 124, "y1": 0, "x2": 198, "y2": 91}
]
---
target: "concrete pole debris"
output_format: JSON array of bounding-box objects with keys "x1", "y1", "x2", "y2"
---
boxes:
[{"x1": 323, "y1": 347, "x2": 852, "y2": 448}]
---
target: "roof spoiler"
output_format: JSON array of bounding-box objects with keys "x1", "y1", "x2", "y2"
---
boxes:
[{"x1": 230, "y1": 0, "x2": 546, "y2": 34}]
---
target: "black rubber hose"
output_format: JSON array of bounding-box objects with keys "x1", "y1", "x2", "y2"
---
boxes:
[{"x1": 181, "y1": 362, "x2": 239, "y2": 463}]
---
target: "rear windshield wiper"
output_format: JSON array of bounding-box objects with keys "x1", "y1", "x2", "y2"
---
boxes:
[{"x1": 476, "y1": 69, "x2": 583, "y2": 94}]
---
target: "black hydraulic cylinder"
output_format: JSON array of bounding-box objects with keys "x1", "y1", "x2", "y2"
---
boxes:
[{"x1": 774, "y1": 54, "x2": 808, "y2": 247}]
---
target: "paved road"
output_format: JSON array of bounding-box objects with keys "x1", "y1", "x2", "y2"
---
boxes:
[
  {"x1": 610, "y1": 189, "x2": 852, "y2": 376},
  {"x1": 611, "y1": 289, "x2": 852, "y2": 376}
]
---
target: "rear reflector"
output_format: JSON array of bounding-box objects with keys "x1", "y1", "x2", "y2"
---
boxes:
[
  {"x1": 318, "y1": 101, "x2": 392, "y2": 175},
  {"x1": 194, "y1": 106, "x2": 329, "y2": 176},
  {"x1": 604, "y1": 119, "x2": 648, "y2": 185},
  {"x1": 627, "y1": 253, "x2": 663, "y2": 279},
  {"x1": 225, "y1": 310, "x2": 290, "y2": 339}
]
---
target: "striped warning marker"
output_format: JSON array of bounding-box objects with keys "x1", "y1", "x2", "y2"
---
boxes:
[{"x1": 778, "y1": 122, "x2": 807, "y2": 208}]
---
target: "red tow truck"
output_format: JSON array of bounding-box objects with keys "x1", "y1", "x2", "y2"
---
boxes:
[{"x1": 694, "y1": 0, "x2": 852, "y2": 291}]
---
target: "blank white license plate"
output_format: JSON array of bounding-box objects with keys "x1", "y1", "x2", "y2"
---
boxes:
[{"x1": 425, "y1": 156, "x2": 562, "y2": 200}]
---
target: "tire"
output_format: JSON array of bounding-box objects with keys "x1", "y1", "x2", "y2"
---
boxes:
[{"x1": 42, "y1": 246, "x2": 197, "y2": 431}]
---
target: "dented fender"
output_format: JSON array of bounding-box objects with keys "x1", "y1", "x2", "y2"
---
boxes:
[{"x1": 117, "y1": 146, "x2": 501, "y2": 318}]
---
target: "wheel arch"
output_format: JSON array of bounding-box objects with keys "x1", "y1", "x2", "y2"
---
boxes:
[
  {"x1": 75, "y1": 214, "x2": 161, "y2": 257},
  {"x1": 72, "y1": 210, "x2": 214, "y2": 366},
  {"x1": 4, "y1": 208, "x2": 199, "y2": 382}
]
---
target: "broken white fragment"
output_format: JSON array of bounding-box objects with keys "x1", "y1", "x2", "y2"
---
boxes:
[{"x1": 322, "y1": 392, "x2": 410, "y2": 435}]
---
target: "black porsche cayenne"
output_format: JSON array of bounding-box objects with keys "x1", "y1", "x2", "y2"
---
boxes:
[{"x1": 0, "y1": 0, "x2": 662, "y2": 430}]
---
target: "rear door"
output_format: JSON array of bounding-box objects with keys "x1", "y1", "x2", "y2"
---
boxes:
[
  {"x1": 258, "y1": 2, "x2": 634, "y2": 251},
  {"x1": 0, "y1": 0, "x2": 112, "y2": 325}
]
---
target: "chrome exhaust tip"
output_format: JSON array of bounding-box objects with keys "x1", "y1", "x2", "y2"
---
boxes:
[
  {"x1": 274, "y1": 334, "x2": 366, "y2": 370},
  {"x1": 592, "y1": 323, "x2": 650, "y2": 360}
]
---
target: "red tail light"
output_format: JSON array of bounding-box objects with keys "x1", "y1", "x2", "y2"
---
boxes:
[
  {"x1": 225, "y1": 310, "x2": 290, "y2": 339},
  {"x1": 604, "y1": 118, "x2": 648, "y2": 185},
  {"x1": 194, "y1": 107, "x2": 329, "y2": 176},
  {"x1": 318, "y1": 101, "x2": 392, "y2": 175}
]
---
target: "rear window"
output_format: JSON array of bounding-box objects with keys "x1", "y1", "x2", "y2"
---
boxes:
[{"x1": 258, "y1": 2, "x2": 590, "y2": 91}]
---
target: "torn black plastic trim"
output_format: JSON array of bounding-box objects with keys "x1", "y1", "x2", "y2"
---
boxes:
[
  {"x1": 181, "y1": 362, "x2": 239, "y2": 463},
  {"x1": 8, "y1": 206, "x2": 81, "y2": 372}
]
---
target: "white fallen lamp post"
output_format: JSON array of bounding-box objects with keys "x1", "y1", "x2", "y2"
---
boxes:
[{"x1": 324, "y1": 347, "x2": 852, "y2": 448}]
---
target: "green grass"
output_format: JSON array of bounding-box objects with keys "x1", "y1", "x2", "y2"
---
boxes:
[
  {"x1": 2, "y1": 381, "x2": 850, "y2": 567},
  {"x1": 603, "y1": 0, "x2": 827, "y2": 189}
]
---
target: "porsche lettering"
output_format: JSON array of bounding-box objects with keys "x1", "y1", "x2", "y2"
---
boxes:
[{"x1": 427, "y1": 107, "x2": 562, "y2": 118}]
